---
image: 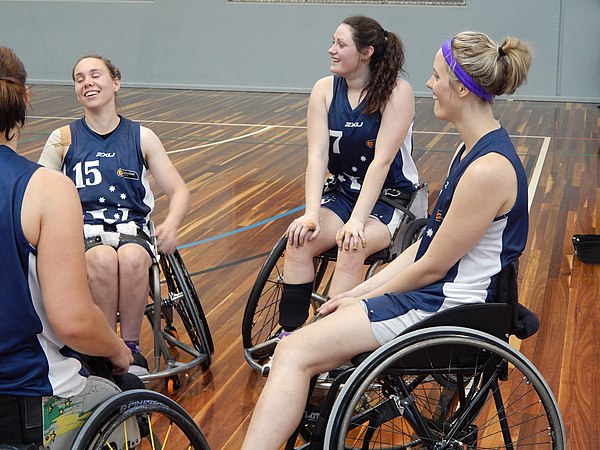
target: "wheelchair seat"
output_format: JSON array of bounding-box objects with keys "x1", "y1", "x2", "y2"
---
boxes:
[{"x1": 351, "y1": 258, "x2": 539, "y2": 367}]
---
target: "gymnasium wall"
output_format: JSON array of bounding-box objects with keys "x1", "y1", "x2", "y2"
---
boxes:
[{"x1": 0, "y1": 0, "x2": 598, "y2": 102}]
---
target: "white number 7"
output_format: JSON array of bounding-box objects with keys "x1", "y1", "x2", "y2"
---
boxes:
[{"x1": 330, "y1": 130, "x2": 343, "y2": 154}]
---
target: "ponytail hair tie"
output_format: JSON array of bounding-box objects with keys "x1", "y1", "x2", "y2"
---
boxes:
[{"x1": 498, "y1": 46, "x2": 507, "y2": 58}]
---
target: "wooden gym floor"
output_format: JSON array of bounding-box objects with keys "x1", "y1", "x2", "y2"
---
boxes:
[{"x1": 20, "y1": 85, "x2": 599, "y2": 449}]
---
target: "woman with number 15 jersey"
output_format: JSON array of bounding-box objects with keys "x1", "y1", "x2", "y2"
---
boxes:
[{"x1": 39, "y1": 55, "x2": 190, "y2": 375}]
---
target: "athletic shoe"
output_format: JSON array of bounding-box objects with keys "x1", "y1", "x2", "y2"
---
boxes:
[
  {"x1": 274, "y1": 329, "x2": 293, "y2": 341},
  {"x1": 261, "y1": 330, "x2": 293, "y2": 376},
  {"x1": 128, "y1": 346, "x2": 149, "y2": 376}
]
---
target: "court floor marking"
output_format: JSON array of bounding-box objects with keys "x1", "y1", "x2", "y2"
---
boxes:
[
  {"x1": 28, "y1": 115, "x2": 552, "y2": 140},
  {"x1": 528, "y1": 137, "x2": 551, "y2": 211},
  {"x1": 166, "y1": 126, "x2": 273, "y2": 154}
]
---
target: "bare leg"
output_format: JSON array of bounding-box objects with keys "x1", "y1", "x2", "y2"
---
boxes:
[
  {"x1": 116, "y1": 244, "x2": 152, "y2": 342},
  {"x1": 85, "y1": 246, "x2": 119, "y2": 330},
  {"x1": 328, "y1": 218, "x2": 391, "y2": 297},
  {"x1": 241, "y1": 301, "x2": 379, "y2": 450}
]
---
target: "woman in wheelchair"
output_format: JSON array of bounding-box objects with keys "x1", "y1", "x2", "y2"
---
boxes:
[
  {"x1": 0, "y1": 46, "x2": 132, "y2": 447},
  {"x1": 38, "y1": 54, "x2": 191, "y2": 376},
  {"x1": 242, "y1": 31, "x2": 533, "y2": 450},
  {"x1": 278, "y1": 15, "x2": 420, "y2": 334}
]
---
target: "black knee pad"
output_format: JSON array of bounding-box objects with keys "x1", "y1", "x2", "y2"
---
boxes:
[{"x1": 279, "y1": 282, "x2": 313, "y2": 332}]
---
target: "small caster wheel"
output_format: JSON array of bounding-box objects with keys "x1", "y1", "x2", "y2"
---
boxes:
[{"x1": 166, "y1": 376, "x2": 181, "y2": 396}]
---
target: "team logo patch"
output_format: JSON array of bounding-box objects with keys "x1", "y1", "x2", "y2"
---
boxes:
[
  {"x1": 366, "y1": 139, "x2": 376, "y2": 148},
  {"x1": 117, "y1": 168, "x2": 139, "y2": 180}
]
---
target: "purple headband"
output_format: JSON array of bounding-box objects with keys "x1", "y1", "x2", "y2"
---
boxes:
[{"x1": 441, "y1": 39, "x2": 494, "y2": 102}]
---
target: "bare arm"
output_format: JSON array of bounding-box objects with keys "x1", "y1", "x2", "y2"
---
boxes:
[
  {"x1": 141, "y1": 126, "x2": 191, "y2": 253},
  {"x1": 22, "y1": 168, "x2": 132, "y2": 373},
  {"x1": 286, "y1": 76, "x2": 332, "y2": 247},
  {"x1": 337, "y1": 79, "x2": 415, "y2": 251}
]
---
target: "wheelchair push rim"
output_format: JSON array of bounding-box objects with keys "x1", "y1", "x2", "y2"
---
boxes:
[{"x1": 325, "y1": 326, "x2": 565, "y2": 450}]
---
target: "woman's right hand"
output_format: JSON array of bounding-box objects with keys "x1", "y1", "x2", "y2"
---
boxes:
[
  {"x1": 286, "y1": 213, "x2": 320, "y2": 247},
  {"x1": 109, "y1": 341, "x2": 134, "y2": 375}
]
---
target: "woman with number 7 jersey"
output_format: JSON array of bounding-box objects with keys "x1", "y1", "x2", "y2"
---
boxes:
[{"x1": 275, "y1": 15, "x2": 421, "y2": 336}]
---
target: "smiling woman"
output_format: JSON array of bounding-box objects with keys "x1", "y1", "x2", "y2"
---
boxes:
[
  {"x1": 266, "y1": 15, "x2": 421, "y2": 340},
  {"x1": 37, "y1": 53, "x2": 191, "y2": 377}
]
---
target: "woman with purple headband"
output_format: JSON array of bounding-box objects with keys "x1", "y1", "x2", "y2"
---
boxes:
[{"x1": 241, "y1": 31, "x2": 532, "y2": 450}]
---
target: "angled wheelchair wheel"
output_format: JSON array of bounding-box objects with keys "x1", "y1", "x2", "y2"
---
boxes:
[
  {"x1": 400, "y1": 217, "x2": 428, "y2": 252},
  {"x1": 159, "y1": 250, "x2": 214, "y2": 367},
  {"x1": 325, "y1": 327, "x2": 565, "y2": 450},
  {"x1": 242, "y1": 235, "x2": 336, "y2": 372},
  {"x1": 242, "y1": 235, "x2": 288, "y2": 368},
  {"x1": 71, "y1": 389, "x2": 210, "y2": 450}
]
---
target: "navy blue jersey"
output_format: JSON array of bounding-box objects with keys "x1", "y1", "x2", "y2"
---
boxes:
[
  {"x1": 0, "y1": 145, "x2": 86, "y2": 396},
  {"x1": 415, "y1": 126, "x2": 528, "y2": 269},
  {"x1": 327, "y1": 75, "x2": 418, "y2": 196},
  {"x1": 362, "y1": 127, "x2": 529, "y2": 344},
  {"x1": 62, "y1": 117, "x2": 154, "y2": 227}
]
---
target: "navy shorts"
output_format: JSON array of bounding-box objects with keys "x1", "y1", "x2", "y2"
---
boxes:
[{"x1": 321, "y1": 185, "x2": 403, "y2": 237}]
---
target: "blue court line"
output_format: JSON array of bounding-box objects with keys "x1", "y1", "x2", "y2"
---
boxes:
[{"x1": 177, "y1": 205, "x2": 305, "y2": 250}]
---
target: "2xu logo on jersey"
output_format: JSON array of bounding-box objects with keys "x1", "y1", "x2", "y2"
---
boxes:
[{"x1": 345, "y1": 122, "x2": 363, "y2": 128}]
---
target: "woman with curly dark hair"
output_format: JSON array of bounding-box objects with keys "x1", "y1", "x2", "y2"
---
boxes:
[{"x1": 277, "y1": 15, "x2": 421, "y2": 336}]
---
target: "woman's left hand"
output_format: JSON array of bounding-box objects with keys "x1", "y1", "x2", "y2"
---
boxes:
[
  {"x1": 317, "y1": 294, "x2": 361, "y2": 317},
  {"x1": 336, "y1": 218, "x2": 367, "y2": 251}
]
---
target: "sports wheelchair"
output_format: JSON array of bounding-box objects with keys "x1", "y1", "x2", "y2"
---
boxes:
[
  {"x1": 39, "y1": 374, "x2": 211, "y2": 449},
  {"x1": 282, "y1": 259, "x2": 566, "y2": 449},
  {"x1": 242, "y1": 182, "x2": 429, "y2": 373},
  {"x1": 139, "y1": 222, "x2": 214, "y2": 394}
]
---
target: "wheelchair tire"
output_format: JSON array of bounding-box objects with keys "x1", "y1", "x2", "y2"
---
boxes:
[
  {"x1": 160, "y1": 250, "x2": 214, "y2": 367},
  {"x1": 400, "y1": 217, "x2": 428, "y2": 252},
  {"x1": 325, "y1": 326, "x2": 565, "y2": 450},
  {"x1": 242, "y1": 235, "x2": 287, "y2": 358},
  {"x1": 71, "y1": 389, "x2": 210, "y2": 450},
  {"x1": 172, "y1": 250, "x2": 215, "y2": 355}
]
